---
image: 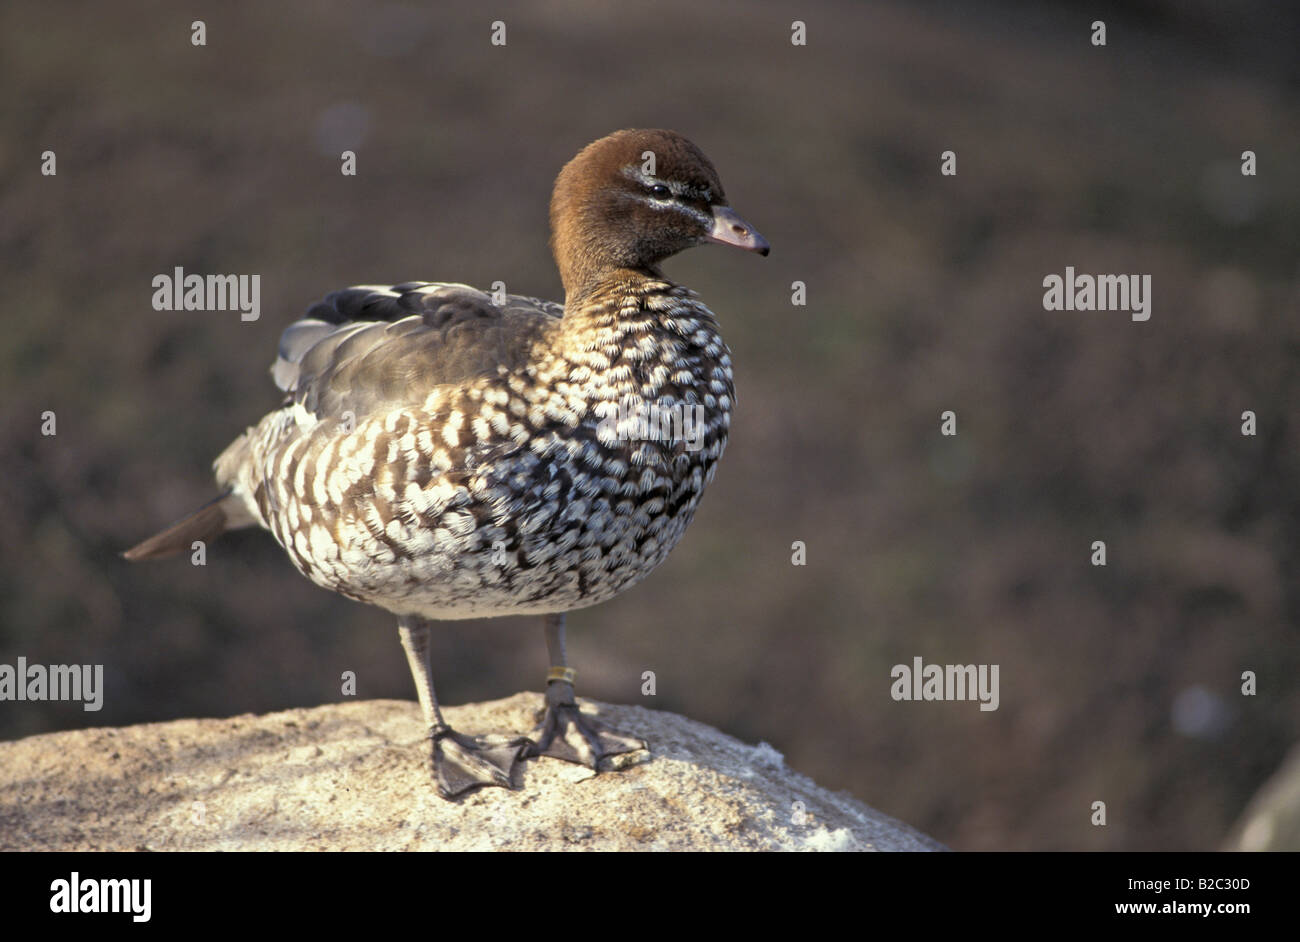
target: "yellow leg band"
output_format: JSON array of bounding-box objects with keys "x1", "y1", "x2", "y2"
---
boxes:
[{"x1": 546, "y1": 666, "x2": 576, "y2": 685}]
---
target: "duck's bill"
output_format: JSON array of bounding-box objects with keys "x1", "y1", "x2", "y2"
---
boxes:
[{"x1": 706, "y1": 206, "x2": 770, "y2": 256}]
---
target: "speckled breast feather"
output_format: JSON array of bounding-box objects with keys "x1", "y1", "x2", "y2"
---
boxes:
[{"x1": 218, "y1": 278, "x2": 734, "y2": 619}]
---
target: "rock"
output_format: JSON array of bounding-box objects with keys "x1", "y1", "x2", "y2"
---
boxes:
[
  {"x1": 1223, "y1": 743, "x2": 1300, "y2": 851},
  {"x1": 0, "y1": 695, "x2": 943, "y2": 851}
]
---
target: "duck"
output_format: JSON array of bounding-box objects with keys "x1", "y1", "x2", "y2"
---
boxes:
[{"x1": 124, "y1": 129, "x2": 769, "y2": 798}]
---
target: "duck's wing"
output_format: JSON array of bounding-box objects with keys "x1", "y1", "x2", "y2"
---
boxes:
[
  {"x1": 272, "y1": 282, "x2": 562, "y2": 425},
  {"x1": 130, "y1": 284, "x2": 560, "y2": 561}
]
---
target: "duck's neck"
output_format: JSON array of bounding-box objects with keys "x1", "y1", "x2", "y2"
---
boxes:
[
  {"x1": 559, "y1": 261, "x2": 662, "y2": 310},
  {"x1": 555, "y1": 271, "x2": 720, "y2": 364},
  {"x1": 546, "y1": 270, "x2": 731, "y2": 423}
]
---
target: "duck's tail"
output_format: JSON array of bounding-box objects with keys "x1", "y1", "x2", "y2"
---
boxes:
[{"x1": 121, "y1": 491, "x2": 236, "y2": 561}]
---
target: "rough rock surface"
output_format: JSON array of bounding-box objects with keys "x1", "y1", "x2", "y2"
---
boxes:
[
  {"x1": 0, "y1": 695, "x2": 943, "y2": 851},
  {"x1": 1223, "y1": 743, "x2": 1300, "y2": 851}
]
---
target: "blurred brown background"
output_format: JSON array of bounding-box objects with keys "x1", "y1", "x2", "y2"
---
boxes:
[{"x1": 2, "y1": 0, "x2": 1298, "y2": 850}]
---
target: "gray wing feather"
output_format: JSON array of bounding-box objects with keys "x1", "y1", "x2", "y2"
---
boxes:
[
  {"x1": 273, "y1": 319, "x2": 347, "y2": 392},
  {"x1": 271, "y1": 282, "x2": 561, "y2": 423}
]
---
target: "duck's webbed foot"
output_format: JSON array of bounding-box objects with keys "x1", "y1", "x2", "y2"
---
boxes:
[
  {"x1": 398, "y1": 615, "x2": 529, "y2": 798},
  {"x1": 524, "y1": 677, "x2": 647, "y2": 770},
  {"x1": 427, "y1": 725, "x2": 529, "y2": 798}
]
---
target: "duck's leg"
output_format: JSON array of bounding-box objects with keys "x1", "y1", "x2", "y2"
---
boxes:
[
  {"x1": 524, "y1": 612, "x2": 647, "y2": 768},
  {"x1": 397, "y1": 615, "x2": 528, "y2": 798}
]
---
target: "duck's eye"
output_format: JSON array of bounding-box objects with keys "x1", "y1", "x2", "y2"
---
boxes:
[{"x1": 648, "y1": 184, "x2": 671, "y2": 199}]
